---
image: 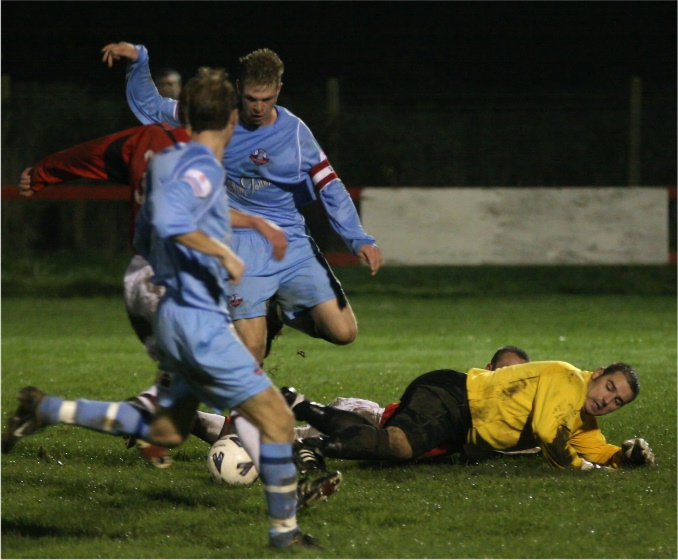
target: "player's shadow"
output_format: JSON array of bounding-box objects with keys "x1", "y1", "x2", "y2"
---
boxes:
[
  {"x1": 1, "y1": 519, "x2": 95, "y2": 539},
  {"x1": 349, "y1": 450, "x2": 544, "y2": 473}
]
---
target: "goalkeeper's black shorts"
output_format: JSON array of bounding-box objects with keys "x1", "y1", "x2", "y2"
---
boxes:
[{"x1": 383, "y1": 369, "x2": 471, "y2": 458}]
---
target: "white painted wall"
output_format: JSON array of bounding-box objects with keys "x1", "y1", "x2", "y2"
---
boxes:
[{"x1": 360, "y1": 188, "x2": 668, "y2": 265}]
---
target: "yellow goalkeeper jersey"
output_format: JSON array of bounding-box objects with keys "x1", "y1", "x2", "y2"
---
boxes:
[{"x1": 465, "y1": 361, "x2": 623, "y2": 469}]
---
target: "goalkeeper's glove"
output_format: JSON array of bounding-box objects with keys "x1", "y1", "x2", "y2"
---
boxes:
[
  {"x1": 621, "y1": 437, "x2": 655, "y2": 467},
  {"x1": 580, "y1": 459, "x2": 613, "y2": 471}
]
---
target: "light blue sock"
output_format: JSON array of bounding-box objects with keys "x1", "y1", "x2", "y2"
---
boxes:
[
  {"x1": 38, "y1": 397, "x2": 151, "y2": 439},
  {"x1": 259, "y1": 442, "x2": 298, "y2": 546}
]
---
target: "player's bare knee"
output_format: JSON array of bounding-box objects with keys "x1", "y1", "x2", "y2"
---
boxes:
[
  {"x1": 387, "y1": 426, "x2": 414, "y2": 459},
  {"x1": 327, "y1": 320, "x2": 357, "y2": 345},
  {"x1": 338, "y1": 325, "x2": 358, "y2": 345}
]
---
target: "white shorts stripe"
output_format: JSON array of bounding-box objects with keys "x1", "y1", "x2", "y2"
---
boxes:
[
  {"x1": 58, "y1": 401, "x2": 78, "y2": 424},
  {"x1": 103, "y1": 403, "x2": 121, "y2": 432}
]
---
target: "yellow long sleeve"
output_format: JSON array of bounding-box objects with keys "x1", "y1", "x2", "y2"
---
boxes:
[{"x1": 465, "y1": 361, "x2": 620, "y2": 469}]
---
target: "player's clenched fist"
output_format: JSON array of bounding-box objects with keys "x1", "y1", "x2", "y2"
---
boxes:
[
  {"x1": 101, "y1": 42, "x2": 138, "y2": 67},
  {"x1": 18, "y1": 167, "x2": 35, "y2": 197},
  {"x1": 621, "y1": 437, "x2": 655, "y2": 467}
]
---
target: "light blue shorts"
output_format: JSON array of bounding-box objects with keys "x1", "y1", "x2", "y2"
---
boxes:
[
  {"x1": 224, "y1": 231, "x2": 347, "y2": 321},
  {"x1": 154, "y1": 299, "x2": 272, "y2": 412}
]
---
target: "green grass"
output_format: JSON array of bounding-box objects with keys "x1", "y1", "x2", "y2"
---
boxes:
[
  {"x1": 2, "y1": 288, "x2": 676, "y2": 558},
  {"x1": 2, "y1": 250, "x2": 676, "y2": 298}
]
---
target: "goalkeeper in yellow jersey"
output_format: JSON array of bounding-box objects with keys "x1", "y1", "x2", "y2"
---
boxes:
[{"x1": 296, "y1": 361, "x2": 655, "y2": 470}]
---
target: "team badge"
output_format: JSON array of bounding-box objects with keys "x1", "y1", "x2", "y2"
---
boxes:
[
  {"x1": 249, "y1": 148, "x2": 270, "y2": 165},
  {"x1": 229, "y1": 294, "x2": 244, "y2": 308},
  {"x1": 182, "y1": 168, "x2": 212, "y2": 197}
]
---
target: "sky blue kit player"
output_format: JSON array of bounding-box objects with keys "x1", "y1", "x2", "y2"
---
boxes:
[
  {"x1": 2, "y1": 67, "x2": 322, "y2": 548},
  {"x1": 122, "y1": 43, "x2": 382, "y2": 363},
  {"x1": 134, "y1": 140, "x2": 271, "y2": 410}
]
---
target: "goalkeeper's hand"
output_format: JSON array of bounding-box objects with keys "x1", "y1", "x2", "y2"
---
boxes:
[
  {"x1": 580, "y1": 459, "x2": 613, "y2": 472},
  {"x1": 621, "y1": 438, "x2": 655, "y2": 467}
]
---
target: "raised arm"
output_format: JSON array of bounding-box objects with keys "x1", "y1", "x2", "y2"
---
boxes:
[
  {"x1": 101, "y1": 42, "x2": 138, "y2": 68},
  {"x1": 102, "y1": 42, "x2": 180, "y2": 126}
]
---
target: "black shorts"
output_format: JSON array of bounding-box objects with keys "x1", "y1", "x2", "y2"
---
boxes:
[{"x1": 383, "y1": 369, "x2": 471, "y2": 458}]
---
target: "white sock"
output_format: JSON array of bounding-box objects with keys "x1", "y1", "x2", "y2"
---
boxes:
[
  {"x1": 132, "y1": 385, "x2": 158, "y2": 412},
  {"x1": 232, "y1": 413, "x2": 261, "y2": 470},
  {"x1": 195, "y1": 411, "x2": 229, "y2": 444},
  {"x1": 294, "y1": 424, "x2": 321, "y2": 439}
]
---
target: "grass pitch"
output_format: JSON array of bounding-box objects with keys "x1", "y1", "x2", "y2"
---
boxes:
[{"x1": 1, "y1": 271, "x2": 676, "y2": 558}]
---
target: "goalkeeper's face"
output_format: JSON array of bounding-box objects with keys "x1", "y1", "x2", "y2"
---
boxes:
[{"x1": 584, "y1": 369, "x2": 635, "y2": 416}]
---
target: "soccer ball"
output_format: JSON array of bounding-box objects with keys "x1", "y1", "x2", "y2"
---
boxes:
[{"x1": 207, "y1": 434, "x2": 258, "y2": 486}]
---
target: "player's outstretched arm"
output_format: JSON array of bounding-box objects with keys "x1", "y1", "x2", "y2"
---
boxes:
[
  {"x1": 101, "y1": 42, "x2": 138, "y2": 67},
  {"x1": 111, "y1": 43, "x2": 179, "y2": 126}
]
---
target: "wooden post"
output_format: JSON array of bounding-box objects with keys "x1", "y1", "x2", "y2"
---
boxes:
[
  {"x1": 326, "y1": 77, "x2": 340, "y2": 118},
  {"x1": 326, "y1": 78, "x2": 341, "y2": 171},
  {"x1": 628, "y1": 76, "x2": 642, "y2": 186}
]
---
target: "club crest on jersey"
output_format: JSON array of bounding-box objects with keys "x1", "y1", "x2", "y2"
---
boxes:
[
  {"x1": 249, "y1": 148, "x2": 270, "y2": 165},
  {"x1": 182, "y1": 169, "x2": 212, "y2": 197},
  {"x1": 229, "y1": 294, "x2": 244, "y2": 308}
]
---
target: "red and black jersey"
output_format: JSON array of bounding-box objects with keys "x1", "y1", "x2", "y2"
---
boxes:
[{"x1": 30, "y1": 123, "x2": 190, "y2": 244}]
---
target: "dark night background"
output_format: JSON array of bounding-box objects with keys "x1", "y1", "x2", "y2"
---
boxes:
[
  {"x1": 2, "y1": 1, "x2": 676, "y2": 257},
  {"x1": 2, "y1": 1, "x2": 676, "y2": 95}
]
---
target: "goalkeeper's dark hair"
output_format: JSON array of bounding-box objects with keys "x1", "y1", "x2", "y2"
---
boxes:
[
  {"x1": 489, "y1": 345, "x2": 530, "y2": 369},
  {"x1": 177, "y1": 67, "x2": 237, "y2": 132},
  {"x1": 601, "y1": 362, "x2": 640, "y2": 400}
]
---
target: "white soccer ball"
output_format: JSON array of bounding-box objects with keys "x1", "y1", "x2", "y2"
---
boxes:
[{"x1": 207, "y1": 434, "x2": 258, "y2": 486}]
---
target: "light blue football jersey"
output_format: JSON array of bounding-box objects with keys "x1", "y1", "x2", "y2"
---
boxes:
[
  {"x1": 126, "y1": 45, "x2": 376, "y2": 261},
  {"x1": 134, "y1": 140, "x2": 232, "y2": 314}
]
